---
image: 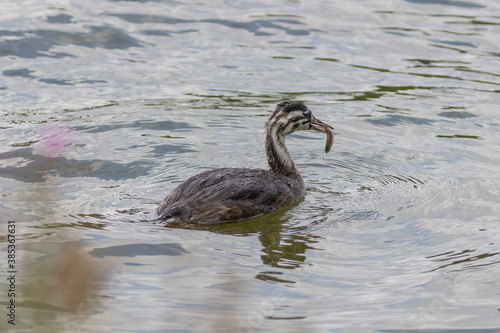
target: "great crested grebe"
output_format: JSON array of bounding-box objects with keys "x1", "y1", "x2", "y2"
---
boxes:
[{"x1": 157, "y1": 101, "x2": 334, "y2": 225}]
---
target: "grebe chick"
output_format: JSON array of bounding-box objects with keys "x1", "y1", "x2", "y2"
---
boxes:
[{"x1": 157, "y1": 101, "x2": 334, "y2": 226}]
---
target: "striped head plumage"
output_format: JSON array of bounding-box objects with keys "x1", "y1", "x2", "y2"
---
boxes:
[
  {"x1": 266, "y1": 101, "x2": 312, "y2": 135},
  {"x1": 265, "y1": 101, "x2": 333, "y2": 136},
  {"x1": 264, "y1": 101, "x2": 334, "y2": 176}
]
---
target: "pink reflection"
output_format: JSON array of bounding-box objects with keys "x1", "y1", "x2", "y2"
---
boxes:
[{"x1": 37, "y1": 122, "x2": 70, "y2": 157}]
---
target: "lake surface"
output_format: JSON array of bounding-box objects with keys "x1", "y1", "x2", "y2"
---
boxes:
[{"x1": 1, "y1": 0, "x2": 500, "y2": 332}]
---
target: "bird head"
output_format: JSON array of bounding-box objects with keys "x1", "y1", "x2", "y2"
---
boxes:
[{"x1": 265, "y1": 101, "x2": 334, "y2": 153}]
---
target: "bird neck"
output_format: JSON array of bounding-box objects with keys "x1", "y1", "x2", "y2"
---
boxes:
[{"x1": 265, "y1": 127, "x2": 301, "y2": 177}]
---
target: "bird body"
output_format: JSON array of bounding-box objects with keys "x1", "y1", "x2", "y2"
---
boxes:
[
  {"x1": 157, "y1": 101, "x2": 334, "y2": 226},
  {"x1": 157, "y1": 168, "x2": 304, "y2": 225}
]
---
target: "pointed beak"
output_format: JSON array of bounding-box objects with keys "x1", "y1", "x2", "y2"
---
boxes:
[
  {"x1": 311, "y1": 117, "x2": 334, "y2": 134},
  {"x1": 310, "y1": 117, "x2": 335, "y2": 154}
]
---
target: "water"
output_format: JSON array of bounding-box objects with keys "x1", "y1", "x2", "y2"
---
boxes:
[{"x1": 1, "y1": 0, "x2": 500, "y2": 332}]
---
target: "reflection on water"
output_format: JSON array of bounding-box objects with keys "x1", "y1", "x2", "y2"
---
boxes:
[
  {"x1": 0, "y1": 148, "x2": 153, "y2": 182},
  {"x1": 426, "y1": 248, "x2": 500, "y2": 272},
  {"x1": 211, "y1": 207, "x2": 319, "y2": 270},
  {"x1": 1, "y1": 0, "x2": 500, "y2": 331},
  {"x1": 89, "y1": 242, "x2": 189, "y2": 258}
]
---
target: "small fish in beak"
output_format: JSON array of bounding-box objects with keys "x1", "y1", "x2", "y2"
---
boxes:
[{"x1": 311, "y1": 118, "x2": 334, "y2": 154}]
